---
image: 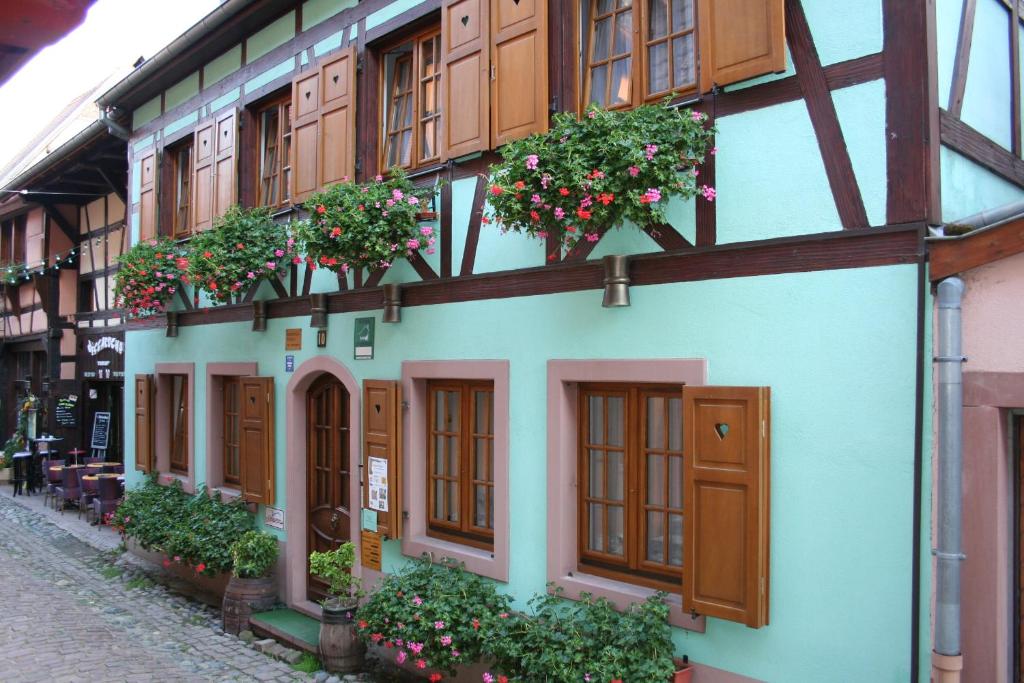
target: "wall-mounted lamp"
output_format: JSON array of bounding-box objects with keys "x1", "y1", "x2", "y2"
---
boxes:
[
  {"x1": 602, "y1": 255, "x2": 631, "y2": 308},
  {"x1": 382, "y1": 283, "x2": 402, "y2": 323},
  {"x1": 166, "y1": 311, "x2": 179, "y2": 337},
  {"x1": 309, "y1": 293, "x2": 328, "y2": 347},
  {"x1": 252, "y1": 300, "x2": 268, "y2": 332}
]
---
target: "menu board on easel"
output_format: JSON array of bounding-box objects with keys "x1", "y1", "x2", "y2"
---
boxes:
[
  {"x1": 90, "y1": 411, "x2": 111, "y2": 450},
  {"x1": 55, "y1": 395, "x2": 78, "y2": 428}
]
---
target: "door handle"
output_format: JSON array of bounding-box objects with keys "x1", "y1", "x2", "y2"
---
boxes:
[{"x1": 330, "y1": 512, "x2": 339, "y2": 529}]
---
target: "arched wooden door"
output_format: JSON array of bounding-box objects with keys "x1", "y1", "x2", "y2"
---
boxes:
[{"x1": 306, "y1": 374, "x2": 351, "y2": 601}]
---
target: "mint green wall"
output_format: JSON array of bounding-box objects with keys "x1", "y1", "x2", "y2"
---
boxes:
[
  {"x1": 940, "y1": 147, "x2": 1023, "y2": 221},
  {"x1": 164, "y1": 71, "x2": 200, "y2": 112},
  {"x1": 246, "y1": 11, "x2": 296, "y2": 63},
  {"x1": 302, "y1": 0, "x2": 357, "y2": 31},
  {"x1": 960, "y1": 0, "x2": 1013, "y2": 151},
  {"x1": 203, "y1": 45, "x2": 242, "y2": 89},
  {"x1": 132, "y1": 96, "x2": 162, "y2": 131},
  {"x1": 124, "y1": 263, "x2": 920, "y2": 682}
]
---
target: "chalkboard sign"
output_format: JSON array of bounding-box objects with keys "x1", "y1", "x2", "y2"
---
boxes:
[
  {"x1": 55, "y1": 395, "x2": 77, "y2": 428},
  {"x1": 91, "y1": 411, "x2": 111, "y2": 450}
]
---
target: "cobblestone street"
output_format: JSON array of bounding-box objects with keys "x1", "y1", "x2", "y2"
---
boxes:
[{"x1": 0, "y1": 492, "x2": 312, "y2": 683}]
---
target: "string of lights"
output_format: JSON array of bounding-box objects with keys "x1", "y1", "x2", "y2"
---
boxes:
[{"x1": 3, "y1": 246, "x2": 79, "y2": 285}]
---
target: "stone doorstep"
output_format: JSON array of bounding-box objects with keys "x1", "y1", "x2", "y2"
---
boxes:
[{"x1": 250, "y1": 617, "x2": 319, "y2": 655}]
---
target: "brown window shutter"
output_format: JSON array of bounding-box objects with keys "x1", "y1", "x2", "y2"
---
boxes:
[
  {"x1": 363, "y1": 380, "x2": 402, "y2": 539},
  {"x1": 291, "y1": 66, "x2": 321, "y2": 202},
  {"x1": 442, "y1": 0, "x2": 490, "y2": 159},
  {"x1": 134, "y1": 374, "x2": 154, "y2": 473},
  {"x1": 191, "y1": 120, "x2": 216, "y2": 231},
  {"x1": 239, "y1": 377, "x2": 275, "y2": 505},
  {"x1": 318, "y1": 47, "x2": 357, "y2": 188},
  {"x1": 212, "y1": 109, "x2": 238, "y2": 220},
  {"x1": 682, "y1": 385, "x2": 770, "y2": 628},
  {"x1": 137, "y1": 151, "x2": 157, "y2": 241},
  {"x1": 697, "y1": 0, "x2": 786, "y2": 93},
  {"x1": 490, "y1": 0, "x2": 548, "y2": 147}
]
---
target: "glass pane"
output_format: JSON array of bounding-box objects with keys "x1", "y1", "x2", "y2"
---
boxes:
[
  {"x1": 668, "y1": 455, "x2": 683, "y2": 508},
  {"x1": 597, "y1": 0, "x2": 613, "y2": 12},
  {"x1": 668, "y1": 513, "x2": 683, "y2": 566},
  {"x1": 607, "y1": 506, "x2": 624, "y2": 555},
  {"x1": 474, "y1": 485, "x2": 487, "y2": 527},
  {"x1": 589, "y1": 64, "x2": 608, "y2": 107},
  {"x1": 611, "y1": 58, "x2": 632, "y2": 106},
  {"x1": 475, "y1": 438, "x2": 488, "y2": 480},
  {"x1": 422, "y1": 79, "x2": 437, "y2": 116},
  {"x1": 434, "y1": 479, "x2": 444, "y2": 519},
  {"x1": 421, "y1": 119, "x2": 436, "y2": 160},
  {"x1": 649, "y1": 0, "x2": 669, "y2": 39},
  {"x1": 588, "y1": 395, "x2": 604, "y2": 445},
  {"x1": 673, "y1": 0, "x2": 693, "y2": 30},
  {"x1": 421, "y1": 39, "x2": 435, "y2": 77},
  {"x1": 434, "y1": 390, "x2": 444, "y2": 431},
  {"x1": 401, "y1": 94, "x2": 414, "y2": 127},
  {"x1": 617, "y1": 0, "x2": 632, "y2": 7},
  {"x1": 400, "y1": 131, "x2": 412, "y2": 167},
  {"x1": 588, "y1": 503, "x2": 604, "y2": 552},
  {"x1": 448, "y1": 481, "x2": 459, "y2": 521},
  {"x1": 607, "y1": 451, "x2": 624, "y2": 500},
  {"x1": 613, "y1": 10, "x2": 632, "y2": 55},
  {"x1": 647, "y1": 511, "x2": 665, "y2": 563},
  {"x1": 648, "y1": 42, "x2": 669, "y2": 94},
  {"x1": 647, "y1": 453, "x2": 664, "y2": 505},
  {"x1": 668, "y1": 397, "x2": 682, "y2": 451},
  {"x1": 607, "y1": 396, "x2": 624, "y2": 446},
  {"x1": 445, "y1": 391, "x2": 460, "y2": 430},
  {"x1": 475, "y1": 391, "x2": 490, "y2": 434},
  {"x1": 589, "y1": 450, "x2": 605, "y2": 497},
  {"x1": 434, "y1": 435, "x2": 444, "y2": 475},
  {"x1": 592, "y1": 18, "x2": 611, "y2": 61},
  {"x1": 647, "y1": 396, "x2": 665, "y2": 448},
  {"x1": 448, "y1": 436, "x2": 459, "y2": 477},
  {"x1": 672, "y1": 34, "x2": 695, "y2": 87}
]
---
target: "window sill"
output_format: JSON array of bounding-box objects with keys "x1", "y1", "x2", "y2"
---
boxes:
[
  {"x1": 402, "y1": 533, "x2": 507, "y2": 583},
  {"x1": 210, "y1": 485, "x2": 242, "y2": 501},
  {"x1": 549, "y1": 569, "x2": 705, "y2": 633}
]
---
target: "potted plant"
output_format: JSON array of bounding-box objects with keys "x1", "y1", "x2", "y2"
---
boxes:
[
  {"x1": 308, "y1": 542, "x2": 364, "y2": 673},
  {"x1": 294, "y1": 169, "x2": 436, "y2": 275},
  {"x1": 222, "y1": 530, "x2": 280, "y2": 634},
  {"x1": 187, "y1": 205, "x2": 295, "y2": 304},
  {"x1": 113, "y1": 237, "x2": 189, "y2": 318},
  {"x1": 0, "y1": 434, "x2": 20, "y2": 482},
  {"x1": 672, "y1": 655, "x2": 695, "y2": 683},
  {"x1": 484, "y1": 101, "x2": 716, "y2": 258}
]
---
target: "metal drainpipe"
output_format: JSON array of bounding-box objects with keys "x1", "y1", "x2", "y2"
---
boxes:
[
  {"x1": 932, "y1": 277, "x2": 966, "y2": 683},
  {"x1": 99, "y1": 108, "x2": 129, "y2": 141}
]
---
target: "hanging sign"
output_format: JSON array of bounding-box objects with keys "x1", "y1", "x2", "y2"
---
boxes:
[
  {"x1": 367, "y1": 456, "x2": 389, "y2": 512},
  {"x1": 91, "y1": 411, "x2": 111, "y2": 450},
  {"x1": 55, "y1": 395, "x2": 78, "y2": 427},
  {"x1": 285, "y1": 328, "x2": 302, "y2": 350},
  {"x1": 354, "y1": 317, "x2": 374, "y2": 360}
]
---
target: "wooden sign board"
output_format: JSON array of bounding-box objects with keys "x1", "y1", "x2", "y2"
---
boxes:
[
  {"x1": 91, "y1": 411, "x2": 111, "y2": 450},
  {"x1": 360, "y1": 530, "x2": 382, "y2": 571},
  {"x1": 285, "y1": 328, "x2": 302, "y2": 350}
]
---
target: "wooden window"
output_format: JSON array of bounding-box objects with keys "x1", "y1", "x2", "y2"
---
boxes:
[
  {"x1": 426, "y1": 380, "x2": 494, "y2": 548},
  {"x1": 257, "y1": 96, "x2": 292, "y2": 207},
  {"x1": 166, "y1": 138, "x2": 193, "y2": 238},
  {"x1": 239, "y1": 377, "x2": 275, "y2": 505},
  {"x1": 582, "y1": 0, "x2": 785, "y2": 108},
  {"x1": 134, "y1": 374, "x2": 154, "y2": 473},
  {"x1": 381, "y1": 28, "x2": 442, "y2": 172},
  {"x1": 168, "y1": 374, "x2": 189, "y2": 474},
  {"x1": 138, "y1": 150, "x2": 158, "y2": 241},
  {"x1": 223, "y1": 377, "x2": 241, "y2": 485},
  {"x1": 363, "y1": 380, "x2": 403, "y2": 539},
  {"x1": 578, "y1": 383, "x2": 683, "y2": 590},
  {"x1": 191, "y1": 109, "x2": 238, "y2": 232}
]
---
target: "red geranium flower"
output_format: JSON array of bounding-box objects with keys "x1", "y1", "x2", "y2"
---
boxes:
[
  {"x1": 490, "y1": 185, "x2": 503, "y2": 196},
  {"x1": 316, "y1": 205, "x2": 326, "y2": 214},
  {"x1": 513, "y1": 180, "x2": 525, "y2": 190},
  {"x1": 559, "y1": 187, "x2": 570, "y2": 196}
]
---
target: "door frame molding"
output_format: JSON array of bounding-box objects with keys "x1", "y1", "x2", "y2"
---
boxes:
[{"x1": 284, "y1": 355, "x2": 362, "y2": 614}]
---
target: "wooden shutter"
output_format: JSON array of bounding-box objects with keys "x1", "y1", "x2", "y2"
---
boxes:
[
  {"x1": 137, "y1": 151, "x2": 157, "y2": 241},
  {"x1": 490, "y1": 0, "x2": 548, "y2": 146},
  {"x1": 319, "y1": 49, "x2": 357, "y2": 188},
  {"x1": 442, "y1": 0, "x2": 490, "y2": 159},
  {"x1": 134, "y1": 374, "x2": 154, "y2": 473},
  {"x1": 212, "y1": 109, "x2": 238, "y2": 220},
  {"x1": 239, "y1": 377, "x2": 275, "y2": 505},
  {"x1": 682, "y1": 385, "x2": 770, "y2": 628},
  {"x1": 363, "y1": 380, "x2": 402, "y2": 539},
  {"x1": 697, "y1": 0, "x2": 785, "y2": 93},
  {"x1": 290, "y1": 47, "x2": 357, "y2": 203},
  {"x1": 191, "y1": 120, "x2": 216, "y2": 231}
]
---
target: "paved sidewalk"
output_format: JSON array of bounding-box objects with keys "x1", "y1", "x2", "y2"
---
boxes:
[{"x1": 0, "y1": 490, "x2": 311, "y2": 683}]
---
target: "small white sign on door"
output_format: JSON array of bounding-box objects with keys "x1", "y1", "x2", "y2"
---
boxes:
[
  {"x1": 368, "y1": 456, "x2": 389, "y2": 512},
  {"x1": 264, "y1": 506, "x2": 285, "y2": 530}
]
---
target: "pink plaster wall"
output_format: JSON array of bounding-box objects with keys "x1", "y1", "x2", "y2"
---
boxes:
[{"x1": 961, "y1": 250, "x2": 1024, "y2": 373}]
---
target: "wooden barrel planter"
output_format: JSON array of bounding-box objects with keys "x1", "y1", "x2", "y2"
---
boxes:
[
  {"x1": 222, "y1": 575, "x2": 278, "y2": 635},
  {"x1": 319, "y1": 602, "x2": 365, "y2": 674}
]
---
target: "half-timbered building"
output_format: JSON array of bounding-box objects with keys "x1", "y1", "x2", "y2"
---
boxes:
[{"x1": 89, "y1": 0, "x2": 1021, "y2": 680}]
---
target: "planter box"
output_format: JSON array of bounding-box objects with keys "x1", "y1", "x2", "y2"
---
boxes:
[
  {"x1": 126, "y1": 539, "x2": 230, "y2": 605},
  {"x1": 368, "y1": 644, "x2": 492, "y2": 682}
]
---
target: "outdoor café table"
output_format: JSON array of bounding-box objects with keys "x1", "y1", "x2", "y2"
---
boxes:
[
  {"x1": 87, "y1": 462, "x2": 120, "y2": 473},
  {"x1": 31, "y1": 436, "x2": 63, "y2": 490},
  {"x1": 11, "y1": 451, "x2": 32, "y2": 496},
  {"x1": 66, "y1": 448, "x2": 85, "y2": 465}
]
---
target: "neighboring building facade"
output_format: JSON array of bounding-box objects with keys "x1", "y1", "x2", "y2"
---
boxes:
[
  {"x1": 99, "y1": 0, "x2": 959, "y2": 680},
  {"x1": 0, "y1": 84, "x2": 128, "y2": 459}
]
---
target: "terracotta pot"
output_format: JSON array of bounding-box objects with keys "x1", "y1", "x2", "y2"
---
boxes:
[
  {"x1": 319, "y1": 600, "x2": 365, "y2": 674},
  {"x1": 222, "y1": 574, "x2": 277, "y2": 635},
  {"x1": 672, "y1": 664, "x2": 694, "y2": 683}
]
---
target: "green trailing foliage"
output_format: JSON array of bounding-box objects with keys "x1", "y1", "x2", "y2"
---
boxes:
[
  {"x1": 112, "y1": 475, "x2": 253, "y2": 576},
  {"x1": 230, "y1": 530, "x2": 280, "y2": 579},
  {"x1": 308, "y1": 542, "x2": 361, "y2": 603}
]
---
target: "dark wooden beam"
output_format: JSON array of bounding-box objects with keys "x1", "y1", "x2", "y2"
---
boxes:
[
  {"x1": 647, "y1": 223, "x2": 694, "y2": 251},
  {"x1": 158, "y1": 224, "x2": 923, "y2": 328},
  {"x1": 364, "y1": 269, "x2": 385, "y2": 288},
  {"x1": 269, "y1": 276, "x2": 289, "y2": 298},
  {"x1": 408, "y1": 250, "x2": 438, "y2": 280},
  {"x1": 695, "y1": 112, "x2": 716, "y2": 247},
  {"x1": 440, "y1": 165, "x2": 454, "y2": 278},
  {"x1": 39, "y1": 203, "x2": 78, "y2": 245},
  {"x1": 786, "y1": 0, "x2": 869, "y2": 229},
  {"x1": 460, "y1": 177, "x2": 488, "y2": 276},
  {"x1": 929, "y1": 215, "x2": 1024, "y2": 280},
  {"x1": 176, "y1": 285, "x2": 193, "y2": 311},
  {"x1": 90, "y1": 164, "x2": 127, "y2": 204},
  {"x1": 948, "y1": 0, "x2": 977, "y2": 116},
  {"x1": 940, "y1": 108, "x2": 1024, "y2": 188},
  {"x1": 1012, "y1": 0, "x2": 1022, "y2": 156}
]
